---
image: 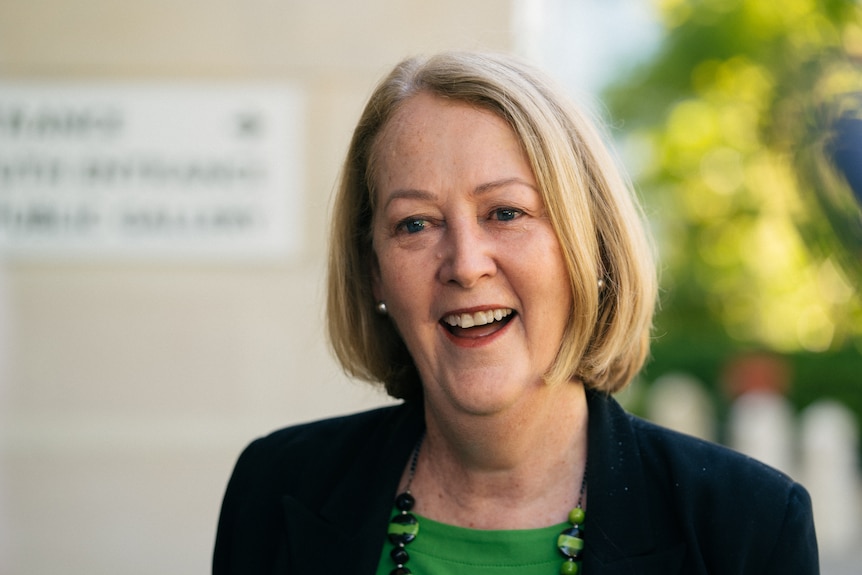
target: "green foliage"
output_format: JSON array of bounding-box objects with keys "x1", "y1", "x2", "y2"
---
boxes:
[{"x1": 604, "y1": 0, "x2": 862, "y2": 412}]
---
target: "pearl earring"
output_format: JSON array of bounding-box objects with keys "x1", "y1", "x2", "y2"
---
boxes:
[
  {"x1": 375, "y1": 301, "x2": 388, "y2": 315},
  {"x1": 597, "y1": 278, "x2": 606, "y2": 290}
]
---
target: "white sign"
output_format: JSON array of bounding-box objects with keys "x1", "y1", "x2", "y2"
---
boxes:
[{"x1": 0, "y1": 81, "x2": 304, "y2": 260}]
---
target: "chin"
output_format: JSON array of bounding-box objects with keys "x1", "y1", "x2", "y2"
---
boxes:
[{"x1": 430, "y1": 369, "x2": 544, "y2": 416}]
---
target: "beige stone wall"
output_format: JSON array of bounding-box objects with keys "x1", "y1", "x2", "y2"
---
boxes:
[{"x1": 0, "y1": 1, "x2": 515, "y2": 572}]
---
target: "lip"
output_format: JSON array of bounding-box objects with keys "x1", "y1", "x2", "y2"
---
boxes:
[{"x1": 438, "y1": 306, "x2": 516, "y2": 348}]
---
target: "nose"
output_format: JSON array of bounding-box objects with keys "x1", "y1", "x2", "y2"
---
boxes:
[{"x1": 437, "y1": 218, "x2": 497, "y2": 288}]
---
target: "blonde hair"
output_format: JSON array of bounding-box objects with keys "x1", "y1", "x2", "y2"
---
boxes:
[{"x1": 327, "y1": 51, "x2": 657, "y2": 399}]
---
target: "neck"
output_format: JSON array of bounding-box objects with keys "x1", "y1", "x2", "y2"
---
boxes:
[{"x1": 409, "y1": 381, "x2": 589, "y2": 529}]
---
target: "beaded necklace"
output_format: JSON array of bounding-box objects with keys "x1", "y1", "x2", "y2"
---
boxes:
[{"x1": 386, "y1": 434, "x2": 587, "y2": 575}]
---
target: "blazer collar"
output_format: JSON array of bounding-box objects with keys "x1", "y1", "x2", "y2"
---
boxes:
[
  {"x1": 282, "y1": 401, "x2": 425, "y2": 573},
  {"x1": 281, "y1": 393, "x2": 684, "y2": 574},
  {"x1": 584, "y1": 390, "x2": 685, "y2": 572}
]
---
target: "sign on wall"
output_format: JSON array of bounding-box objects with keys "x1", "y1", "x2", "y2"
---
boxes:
[{"x1": 0, "y1": 82, "x2": 304, "y2": 260}]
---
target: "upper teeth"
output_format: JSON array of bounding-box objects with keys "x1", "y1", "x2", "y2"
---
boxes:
[{"x1": 443, "y1": 308, "x2": 513, "y2": 328}]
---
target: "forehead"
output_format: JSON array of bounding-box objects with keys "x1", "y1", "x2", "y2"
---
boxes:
[
  {"x1": 370, "y1": 93, "x2": 527, "y2": 188},
  {"x1": 384, "y1": 92, "x2": 510, "y2": 141}
]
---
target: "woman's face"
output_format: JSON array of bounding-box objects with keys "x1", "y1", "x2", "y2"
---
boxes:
[{"x1": 371, "y1": 92, "x2": 573, "y2": 417}]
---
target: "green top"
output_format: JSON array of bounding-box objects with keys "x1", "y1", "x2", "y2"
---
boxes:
[{"x1": 375, "y1": 509, "x2": 570, "y2": 575}]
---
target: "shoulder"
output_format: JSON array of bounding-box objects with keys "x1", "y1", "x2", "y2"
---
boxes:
[
  {"x1": 214, "y1": 402, "x2": 423, "y2": 573},
  {"x1": 629, "y1": 412, "x2": 795, "y2": 494},
  {"x1": 231, "y1": 401, "x2": 420, "y2": 490},
  {"x1": 628, "y1": 413, "x2": 818, "y2": 572},
  {"x1": 589, "y1": 390, "x2": 794, "y2": 496},
  {"x1": 587, "y1": 390, "x2": 817, "y2": 572}
]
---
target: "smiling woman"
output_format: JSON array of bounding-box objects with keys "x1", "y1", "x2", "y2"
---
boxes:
[
  {"x1": 368, "y1": 92, "x2": 575, "y2": 419},
  {"x1": 213, "y1": 51, "x2": 819, "y2": 575},
  {"x1": 332, "y1": 53, "x2": 658, "y2": 402}
]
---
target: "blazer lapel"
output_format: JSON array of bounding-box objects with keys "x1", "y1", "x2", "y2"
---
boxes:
[
  {"x1": 278, "y1": 394, "x2": 687, "y2": 574},
  {"x1": 583, "y1": 391, "x2": 687, "y2": 574},
  {"x1": 281, "y1": 402, "x2": 424, "y2": 574}
]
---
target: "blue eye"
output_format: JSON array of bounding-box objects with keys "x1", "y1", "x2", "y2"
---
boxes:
[
  {"x1": 400, "y1": 218, "x2": 427, "y2": 234},
  {"x1": 493, "y1": 208, "x2": 520, "y2": 221}
]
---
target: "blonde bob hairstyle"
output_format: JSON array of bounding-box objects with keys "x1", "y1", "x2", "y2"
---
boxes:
[{"x1": 327, "y1": 51, "x2": 657, "y2": 400}]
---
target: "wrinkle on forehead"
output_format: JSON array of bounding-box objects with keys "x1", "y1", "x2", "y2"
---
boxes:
[{"x1": 369, "y1": 93, "x2": 531, "y2": 210}]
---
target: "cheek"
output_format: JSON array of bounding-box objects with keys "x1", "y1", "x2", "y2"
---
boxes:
[
  {"x1": 370, "y1": 227, "x2": 395, "y2": 296},
  {"x1": 375, "y1": 250, "x2": 424, "y2": 307},
  {"x1": 526, "y1": 238, "x2": 573, "y2": 316}
]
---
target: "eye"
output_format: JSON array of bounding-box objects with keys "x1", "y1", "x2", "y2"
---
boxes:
[
  {"x1": 491, "y1": 207, "x2": 521, "y2": 222},
  {"x1": 397, "y1": 218, "x2": 428, "y2": 234}
]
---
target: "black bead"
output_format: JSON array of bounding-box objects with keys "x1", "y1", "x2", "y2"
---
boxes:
[
  {"x1": 390, "y1": 546, "x2": 410, "y2": 565},
  {"x1": 389, "y1": 568, "x2": 412, "y2": 575},
  {"x1": 395, "y1": 492, "x2": 415, "y2": 512}
]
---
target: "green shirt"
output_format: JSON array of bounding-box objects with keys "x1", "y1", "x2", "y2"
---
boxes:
[{"x1": 375, "y1": 510, "x2": 570, "y2": 575}]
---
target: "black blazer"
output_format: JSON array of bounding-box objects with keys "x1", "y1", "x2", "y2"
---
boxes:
[{"x1": 213, "y1": 391, "x2": 819, "y2": 574}]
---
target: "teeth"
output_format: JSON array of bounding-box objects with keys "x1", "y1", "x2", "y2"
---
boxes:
[{"x1": 443, "y1": 308, "x2": 513, "y2": 328}]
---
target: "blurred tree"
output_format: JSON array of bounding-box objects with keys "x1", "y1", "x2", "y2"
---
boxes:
[{"x1": 603, "y1": 0, "x2": 862, "y2": 412}]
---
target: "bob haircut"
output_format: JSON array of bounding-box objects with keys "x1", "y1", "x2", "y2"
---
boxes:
[{"x1": 327, "y1": 51, "x2": 657, "y2": 399}]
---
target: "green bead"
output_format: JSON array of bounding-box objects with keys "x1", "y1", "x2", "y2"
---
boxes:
[
  {"x1": 387, "y1": 513, "x2": 419, "y2": 545},
  {"x1": 557, "y1": 527, "x2": 585, "y2": 558},
  {"x1": 560, "y1": 559, "x2": 581, "y2": 575},
  {"x1": 568, "y1": 507, "x2": 585, "y2": 525}
]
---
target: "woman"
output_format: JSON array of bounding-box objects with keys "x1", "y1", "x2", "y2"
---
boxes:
[{"x1": 213, "y1": 51, "x2": 818, "y2": 574}]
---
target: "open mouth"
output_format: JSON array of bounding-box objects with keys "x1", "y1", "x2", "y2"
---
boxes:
[{"x1": 441, "y1": 308, "x2": 515, "y2": 338}]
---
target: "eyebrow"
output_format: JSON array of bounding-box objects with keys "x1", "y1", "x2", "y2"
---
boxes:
[
  {"x1": 474, "y1": 177, "x2": 538, "y2": 196},
  {"x1": 382, "y1": 188, "x2": 436, "y2": 211},
  {"x1": 383, "y1": 177, "x2": 537, "y2": 210}
]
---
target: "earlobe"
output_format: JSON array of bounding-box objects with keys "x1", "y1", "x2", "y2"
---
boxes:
[{"x1": 371, "y1": 263, "x2": 388, "y2": 315}]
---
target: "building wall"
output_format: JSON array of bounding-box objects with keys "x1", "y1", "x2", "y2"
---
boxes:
[{"x1": 0, "y1": 2, "x2": 515, "y2": 572}]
